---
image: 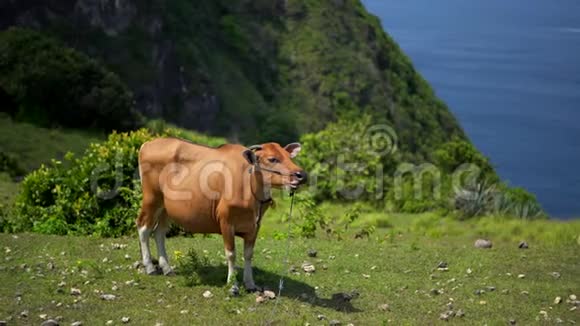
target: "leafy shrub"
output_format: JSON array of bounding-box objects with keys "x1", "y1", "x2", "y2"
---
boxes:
[
  {"x1": 0, "y1": 27, "x2": 142, "y2": 131},
  {"x1": 7, "y1": 128, "x2": 225, "y2": 236},
  {"x1": 298, "y1": 114, "x2": 398, "y2": 203}
]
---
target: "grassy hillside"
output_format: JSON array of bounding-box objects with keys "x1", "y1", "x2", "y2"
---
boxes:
[
  {"x1": 0, "y1": 114, "x2": 102, "y2": 207},
  {"x1": 1, "y1": 213, "x2": 578, "y2": 325}
]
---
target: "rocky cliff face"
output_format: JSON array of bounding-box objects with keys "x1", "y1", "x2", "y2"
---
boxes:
[{"x1": 0, "y1": 0, "x2": 465, "y2": 155}]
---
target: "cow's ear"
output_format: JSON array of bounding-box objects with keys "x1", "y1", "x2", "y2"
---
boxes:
[
  {"x1": 242, "y1": 149, "x2": 257, "y2": 165},
  {"x1": 284, "y1": 142, "x2": 301, "y2": 158}
]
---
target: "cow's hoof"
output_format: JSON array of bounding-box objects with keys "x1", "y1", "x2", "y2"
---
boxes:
[
  {"x1": 229, "y1": 285, "x2": 240, "y2": 297},
  {"x1": 245, "y1": 286, "x2": 261, "y2": 293},
  {"x1": 163, "y1": 270, "x2": 176, "y2": 276},
  {"x1": 145, "y1": 265, "x2": 160, "y2": 275}
]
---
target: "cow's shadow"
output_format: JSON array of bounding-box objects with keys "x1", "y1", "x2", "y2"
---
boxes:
[{"x1": 172, "y1": 258, "x2": 361, "y2": 313}]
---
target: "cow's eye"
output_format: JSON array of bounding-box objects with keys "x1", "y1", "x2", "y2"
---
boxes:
[{"x1": 267, "y1": 157, "x2": 279, "y2": 164}]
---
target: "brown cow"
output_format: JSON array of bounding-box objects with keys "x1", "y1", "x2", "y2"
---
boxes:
[{"x1": 136, "y1": 137, "x2": 307, "y2": 293}]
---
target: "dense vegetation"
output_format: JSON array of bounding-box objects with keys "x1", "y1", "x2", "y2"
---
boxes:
[
  {"x1": 0, "y1": 28, "x2": 142, "y2": 131},
  {"x1": 4, "y1": 0, "x2": 464, "y2": 154}
]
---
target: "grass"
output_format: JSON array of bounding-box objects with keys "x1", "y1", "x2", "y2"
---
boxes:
[
  {"x1": 0, "y1": 114, "x2": 103, "y2": 173},
  {"x1": 0, "y1": 114, "x2": 103, "y2": 209},
  {"x1": 1, "y1": 211, "x2": 578, "y2": 325}
]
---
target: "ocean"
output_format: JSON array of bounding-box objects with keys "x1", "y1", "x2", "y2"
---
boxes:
[{"x1": 363, "y1": 0, "x2": 580, "y2": 218}]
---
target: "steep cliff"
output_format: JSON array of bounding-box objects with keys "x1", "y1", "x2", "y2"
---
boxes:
[{"x1": 0, "y1": 0, "x2": 465, "y2": 158}]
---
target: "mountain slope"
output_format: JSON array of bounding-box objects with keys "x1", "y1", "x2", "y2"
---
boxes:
[{"x1": 0, "y1": 0, "x2": 465, "y2": 157}]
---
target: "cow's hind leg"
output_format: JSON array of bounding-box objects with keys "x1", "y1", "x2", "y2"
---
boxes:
[
  {"x1": 154, "y1": 212, "x2": 174, "y2": 276},
  {"x1": 136, "y1": 195, "x2": 162, "y2": 275},
  {"x1": 220, "y1": 222, "x2": 239, "y2": 296}
]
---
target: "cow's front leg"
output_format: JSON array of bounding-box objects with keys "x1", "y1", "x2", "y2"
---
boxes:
[
  {"x1": 243, "y1": 234, "x2": 258, "y2": 292},
  {"x1": 221, "y1": 223, "x2": 239, "y2": 296}
]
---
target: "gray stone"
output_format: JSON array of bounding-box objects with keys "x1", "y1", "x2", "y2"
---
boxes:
[
  {"x1": 518, "y1": 241, "x2": 529, "y2": 249},
  {"x1": 474, "y1": 239, "x2": 493, "y2": 249},
  {"x1": 40, "y1": 319, "x2": 59, "y2": 326}
]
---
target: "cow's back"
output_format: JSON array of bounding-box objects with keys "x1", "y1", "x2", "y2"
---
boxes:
[{"x1": 139, "y1": 138, "x2": 250, "y2": 233}]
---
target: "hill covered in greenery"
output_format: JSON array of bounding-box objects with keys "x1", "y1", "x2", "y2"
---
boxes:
[{"x1": 1, "y1": 0, "x2": 464, "y2": 156}]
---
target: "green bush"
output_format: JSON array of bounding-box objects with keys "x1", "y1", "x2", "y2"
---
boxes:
[
  {"x1": 0, "y1": 27, "x2": 142, "y2": 131},
  {"x1": 6, "y1": 128, "x2": 225, "y2": 236}
]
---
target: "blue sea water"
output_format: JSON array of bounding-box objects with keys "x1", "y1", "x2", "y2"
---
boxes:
[{"x1": 363, "y1": 0, "x2": 580, "y2": 218}]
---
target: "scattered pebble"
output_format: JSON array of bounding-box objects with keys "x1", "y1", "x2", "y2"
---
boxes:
[
  {"x1": 256, "y1": 296, "x2": 267, "y2": 304},
  {"x1": 124, "y1": 254, "x2": 131, "y2": 260},
  {"x1": 302, "y1": 262, "x2": 315, "y2": 273},
  {"x1": 555, "y1": 296, "x2": 563, "y2": 304},
  {"x1": 509, "y1": 319, "x2": 516, "y2": 325},
  {"x1": 70, "y1": 288, "x2": 81, "y2": 295},
  {"x1": 479, "y1": 300, "x2": 487, "y2": 305},
  {"x1": 317, "y1": 314, "x2": 326, "y2": 320},
  {"x1": 518, "y1": 241, "x2": 529, "y2": 249},
  {"x1": 307, "y1": 249, "x2": 317, "y2": 258},
  {"x1": 486, "y1": 286, "x2": 496, "y2": 292},
  {"x1": 40, "y1": 320, "x2": 59, "y2": 326},
  {"x1": 362, "y1": 274, "x2": 370, "y2": 279},
  {"x1": 466, "y1": 268, "x2": 473, "y2": 274},
  {"x1": 517, "y1": 274, "x2": 525, "y2": 279},
  {"x1": 521, "y1": 291, "x2": 529, "y2": 296},
  {"x1": 100, "y1": 294, "x2": 117, "y2": 301},
  {"x1": 202, "y1": 290, "x2": 213, "y2": 298},
  {"x1": 263, "y1": 290, "x2": 276, "y2": 299},
  {"x1": 437, "y1": 261, "x2": 448, "y2": 271},
  {"x1": 456, "y1": 309, "x2": 465, "y2": 318},
  {"x1": 71, "y1": 322, "x2": 83, "y2": 326},
  {"x1": 39, "y1": 314, "x2": 48, "y2": 320},
  {"x1": 106, "y1": 321, "x2": 113, "y2": 325},
  {"x1": 570, "y1": 294, "x2": 577, "y2": 301},
  {"x1": 20, "y1": 310, "x2": 29, "y2": 318},
  {"x1": 378, "y1": 303, "x2": 390, "y2": 311},
  {"x1": 112, "y1": 243, "x2": 127, "y2": 250},
  {"x1": 474, "y1": 289, "x2": 485, "y2": 295},
  {"x1": 551, "y1": 272, "x2": 561, "y2": 279},
  {"x1": 180, "y1": 310, "x2": 188, "y2": 314},
  {"x1": 329, "y1": 320, "x2": 341, "y2": 326},
  {"x1": 474, "y1": 239, "x2": 493, "y2": 249},
  {"x1": 121, "y1": 317, "x2": 130, "y2": 323}
]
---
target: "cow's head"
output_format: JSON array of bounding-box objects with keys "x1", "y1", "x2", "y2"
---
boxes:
[{"x1": 243, "y1": 142, "x2": 307, "y2": 190}]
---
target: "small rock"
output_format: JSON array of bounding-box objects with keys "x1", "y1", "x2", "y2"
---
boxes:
[
  {"x1": 329, "y1": 320, "x2": 341, "y2": 326},
  {"x1": 486, "y1": 286, "x2": 496, "y2": 292},
  {"x1": 474, "y1": 239, "x2": 493, "y2": 249},
  {"x1": 437, "y1": 261, "x2": 448, "y2": 269},
  {"x1": 100, "y1": 294, "x2": 116, "y2": 301},
  {"x1": 570, "y1": 294, "x2": 577, "y2": 301},
  {"x1": 456, "y1": 309, "x2": 465, "y2": 318},
  {"x1": 112, "y1": 285, "x2": 119, "y2": 291},
  {"x1": 362, "y1": 274, "x2": 370, "y2": 279},
  {"x1": 551, "y1": 272, "x2": 561, "y2": 279},
  {"x1": 430, "y1": 288, "x2": 442, "y2": 296},
  {"x1": 570, "y1": 306, "x2": 577, "y2": 312},
  {"x1": 41, "y1": 320, "x2": 59, "y2": 326},
  {"x1": 302, "y1": 262, "x2": 315, "y2": 273},
  {"x1": 255, "y1": 296, "x2": 267, "y2": 304},
  {"x1": 378, "y1": 303, "x2": 390, "y2": 311},
  {"x1": 479, "y1": 300, "x2": 487, "y2": 305},
  {"x1": 39, "y1": 314, "x2": 48, "y2": 320},
  {"x1": 70, "y1": 288, "x2": 81, "y2": 295},
  {"x1": 20, "y1": 310, "x2": 29, "y2": 318},
  {"x1": 307, "y1": 249, "x2": 317, "y2": 258},
  {"x1": 555, "y1": 296, "x2": 563, "y2": 304},
  {"x1": 180, "y1": 310, "x2": 188, "y2": 314},
  {"x1": 317, "y1": 314, "x2": 326, "y2": 321},
  {"x1": 263, "y1": 290, "x2": 276, "y2": 299},
  {"x1": 47, "y1": 262, "x2": 55, "y2": 270},
  {"x1": 121, "y1": 317, "x2": 130, "y2": 323},
  {"x1": 521, "y1": 291, "x2": 529, "y2": 295},
  {"x1": 501, "y1": 289, "x2": 510, "y2": 295},
  {"x1": 439, "y1": 311, "x2": 452, "y2": 321},
  {"x1": 71, "y1": 322, "x2": 83, "y2": 326},
  {"x1": 466, "y1": 268, "x2": 473, "y2": 274},
  {"x1": 474, "y1": 289, "x2": 485, "y2": 295},
  {"x1": 124, "y1": 254, "x2": 131, "y2": 260},
  {"x1": 509, "y1": 319, "x2": 517, "y2": 325},
  {"x1": 202, "y1": 290, "x2": 213, "y2": 298},
  {"x1": 106, "y1": 321, "x2": 113, "y2": 325},
  {"x1": 518, "y1": 241, "x2": 529, "y2": 249},
  {"x1": 517, "y1": 274, "x2": 525, "y2": 279},
  {"x1": 555, "y1": 318, "x2": 564, "y2": 324}
]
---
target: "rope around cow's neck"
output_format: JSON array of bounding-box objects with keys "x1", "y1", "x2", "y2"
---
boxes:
[{"x1": 263, "y1": 189, "x2": 295, "y2": 325}]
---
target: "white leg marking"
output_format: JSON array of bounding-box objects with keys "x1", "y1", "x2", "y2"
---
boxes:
[
  {"x1": 225, "y1": 249, "x2": 237, "y2": 285},
  {"x1": 154, "y1": 225, "x2": 173, "y2": 275},
  {"x1": 243, "y1": 243, "x2": 256, "y2": 290},
  {"x1": 138, "y1": 226, "x2": 156, "y2": 274}
]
